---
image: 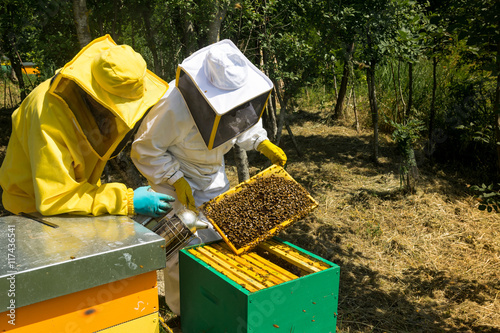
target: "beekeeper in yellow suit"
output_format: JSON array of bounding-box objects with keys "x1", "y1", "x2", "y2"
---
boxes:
[
  {"x1": 0, "y1": 35, "x2": 174, "y2": 217},
  {"x1": 131, "y1": 39, "x2": 287, "y2": 314}
]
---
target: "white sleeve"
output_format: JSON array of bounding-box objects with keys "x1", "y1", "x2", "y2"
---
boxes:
[
  {"x1": 131, "y1": 88, "x2": 191, "y2": 186},
  {"x1": 234, "y1": 118, "x2": 268, "y2": 151}
]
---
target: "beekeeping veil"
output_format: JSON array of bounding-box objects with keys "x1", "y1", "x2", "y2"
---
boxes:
[{"x1": 175, "y1": 39, "x2": 273, "y2": 150}]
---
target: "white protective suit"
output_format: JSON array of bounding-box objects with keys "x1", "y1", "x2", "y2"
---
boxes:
[{"x1": 130, "y1": 81, "x2": 269, "y2": 314}]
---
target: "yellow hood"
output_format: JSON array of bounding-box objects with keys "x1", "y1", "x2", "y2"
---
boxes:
[{"x1": 49, "y1": 34, "x2": 168, "y2": 159}]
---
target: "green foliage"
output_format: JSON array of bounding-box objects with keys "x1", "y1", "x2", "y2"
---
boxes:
[
  {"x1": 432, "y1": 60, "x2": 496, "y2": 168},
  {"x1": 456, "y1": 123, "x2": 495, "y2": 145},
  {"x1": 386, "y1": 116, "x2": 424, "y2": 189},
  {"x1": 446, "y1": 0, "x2": 499, "y2": 72},
  {"x1": 1, "y1": 0, "x2": 78, "y2": 94},
  {"x1": 470, "y1": 183, "x2": 500, "y2": 213},
  {"x1": 0, "y1": 0, "x2": 497, "y2": 183},
  {"x1": 365, "y1": 220, "x2": 382, "y2": 238}
]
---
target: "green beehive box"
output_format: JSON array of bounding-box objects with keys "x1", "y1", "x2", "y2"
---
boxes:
[{"x1": 179, "y1": 238, "x2": 340, "y2": 333}]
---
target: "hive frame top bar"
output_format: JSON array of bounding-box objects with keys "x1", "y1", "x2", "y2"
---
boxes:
[{"x1": 200, "y1": 165, "x2": 318, "y2": 255}]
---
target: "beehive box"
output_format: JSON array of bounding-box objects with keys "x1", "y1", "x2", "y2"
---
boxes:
[
  {"x1": 201, "y1": 165, "x2": 318, "y2": 255},
  {"x1": 0, "y1": 214, "x2": 166, "y2": 333},
  {"x1": 179, "y1": 238, "x2": 340, "y2": 333}
]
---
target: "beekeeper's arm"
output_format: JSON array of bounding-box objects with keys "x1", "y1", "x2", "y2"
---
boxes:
[
  {"x1": 236, "y1": 119, "x2": 287, "y2": 167},
  {"x1": 131, "y1": 89, "x2": 196, "y2": 210},
  {"x1": 30, "y1": 114, "x2": 172, "y2": 217}
]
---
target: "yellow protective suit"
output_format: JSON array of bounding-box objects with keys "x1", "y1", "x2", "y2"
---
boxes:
[{"x1": 0, "y1": 35, "x2": 168, "y2": 216}]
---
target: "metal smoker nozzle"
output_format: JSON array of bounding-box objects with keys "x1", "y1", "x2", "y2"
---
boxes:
[
  {"x1": 153, "y1": 209, "x2": 209, "y2": 259},
  {"x1": 176, "y1": 209, "x2": 209, "y2": 233},
  {"x1": 143, "y1": 189, "x2": 209, "y2": 257}
]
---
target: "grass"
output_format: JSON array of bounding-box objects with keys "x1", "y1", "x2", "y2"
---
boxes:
[
  {"x1": 0, "y1": 78, "x2": 21, "y2": 109},
  {"x1": 0, "y1": 73, "x2": 42, "y2": 110}
]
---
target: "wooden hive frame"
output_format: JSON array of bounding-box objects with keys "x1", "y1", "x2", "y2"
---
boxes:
[
  {"x1": 200, "y1": 165, "x2": 318, "y2": 255},
  {"x1": 186, "y1": 238, "x2": 331, "y2": 292}
]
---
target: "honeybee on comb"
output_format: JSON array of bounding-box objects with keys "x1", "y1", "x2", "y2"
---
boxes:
[{"x1": 203, "y1": 174, "x2": 313, "y2": 250}]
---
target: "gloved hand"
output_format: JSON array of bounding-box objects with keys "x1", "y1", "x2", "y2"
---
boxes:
[
  {"x1": 173, "y1": 177, "x2": 198, "y2": 213},
  {"x1": 133, "y1": 186, "x2": 175, "y2": 217},
  {"x1": 257, "y1": 140, "x2": 287, "y2": 167}
]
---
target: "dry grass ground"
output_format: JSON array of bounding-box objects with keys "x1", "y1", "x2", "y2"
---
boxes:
[
  {"x1": 0, "y1": 98, "x2": 498, "y2": 332},
  {"x1": 160, "y1": 106, "x2": 499, "y2": 332},
  {"x1": 223, "y1": 106, "x2": 499, "y2": 333}
]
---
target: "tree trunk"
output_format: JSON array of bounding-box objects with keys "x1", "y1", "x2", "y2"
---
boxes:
[
  {"x1": 10, "y1": 57, "x2": 25, "y2": 101},
  {"x1": 274, "y1": 84, "x2": 287, "y2": 145},
  {"x1": 352, "y1": 84, "x2": 360, "y2": 133},
  {"x1": 495, "y1": 38, "x2": 500, "y2": 178},
  {"x1": 332, "y1": 42, "x2": 355, "y2": 120},
  {"x1": 261, "y1": 43, "x2": 278, "y2": 141},
  {"x1": 344, "y1": 81, "x2": 353, "y2": 117},
  {"x1": 285, "y1": 120, "x2": 302, "y2": 158},
  {"x1": 142, "y1": 5, "x2": 160, "y2": 75},
  {"x1": 407, "y1": 62, "x2": 413, "y2": 121},
  {"x1": 233, "y1": 145, "x2": 250, "y2": 183},
  {"x1": 207, "y1": 1, "x2": 228, "y2": 44},
  {"x1": 367, "y1": 64, "x2": 379, "y2": 163},
  {"x1": 2, "y1": 30, "x2": 26, "y2": 102},
  {"x1": 73, "y1": 0, "x2": 92, "y2": 48},
  {"x1": 182, "y1": 6, "x2": 198, "y2": 55},
  {"x1": 428, "y1": 56, "x2": 438, "y2": 157},
  {"x1": 397, "y1": 60, "x2": 406, "y2": 122},
  {"x1": 332, "y1": 62, "x2": 338, "y2": 101},
  {"x1": 264, "y1": 93, "x2": 278, "y2": 141},
  {"x1": 111, "y1": 148, "x2": 145, "y2": 188},
  {"x1": 390, "y1": 61, "x2": 399, "y2": 121},
  {"x1": 273, "y1": 83, "x2": 301, "y2": 157}
]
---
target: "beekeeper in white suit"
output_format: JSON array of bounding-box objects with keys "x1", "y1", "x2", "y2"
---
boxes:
[{"x1": 131, "y1": 39, "x2": 287, "y2": 315}]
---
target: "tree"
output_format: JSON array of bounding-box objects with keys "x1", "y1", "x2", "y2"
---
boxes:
[
  {"x1": 223, "y1": 0, "x2": 320, "y2": 171},
  {"x1": 390, "y1": 0, "x2": 429, "y2": 122},
  {"x1": 322, "y1": 3, "x2": 359, "y2": 122},
  {"x1": 73, "y1": 0, "x2": 92, "y2": 48},
  {"x1": 1, "y1": 0, "x2": 77, "y2": 100},
  {"x1": 331, "y1": 41, "x2": 354, "y2": 121},
  {"x1": 358, "y1": 1, "x2": 390, "y2": 162},
  {"x1": 0, "y1": 0, "x2": 34, "y2": 101},
  {"x1": 450, "y1": 0, "x2": 500, "y2": 176},
  {"x1": 388, "y1": 117, "x2": 425, "y2": 192},
  {"x1": 357, "y1": 0, "x2": 422, "y2": 163},
  {"x1": 427, "y1": 0, "x2": 499, "y2": 175}
]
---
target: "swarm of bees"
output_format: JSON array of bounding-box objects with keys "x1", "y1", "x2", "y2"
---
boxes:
[{"x1": 203, "y1": 175, "x2": 314, "y2": 249}]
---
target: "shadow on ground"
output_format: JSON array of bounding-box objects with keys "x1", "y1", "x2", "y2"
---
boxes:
[{"x1": 279, "y1": 214, "x2": 500, "y2": 333}]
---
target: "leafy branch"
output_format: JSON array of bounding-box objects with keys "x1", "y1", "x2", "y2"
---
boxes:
[
  {"x1": 386, "y1": 116, "x2": 425, "y2": 192},
  {"x1": 469, "y1": 183, "x2": 500, "y2": 213}
]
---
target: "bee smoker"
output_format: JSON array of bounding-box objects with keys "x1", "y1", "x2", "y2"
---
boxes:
[{"x1": 144, "y1": 208, "x2": 209, "y2": 259}]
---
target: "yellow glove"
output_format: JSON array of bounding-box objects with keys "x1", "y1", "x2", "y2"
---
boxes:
[
  {"x1": 173, "y1": 177, "x2": 198, "y2": 213},
  {"x1": 257, "y1": 140, "x2": 287, "y2": 167}
]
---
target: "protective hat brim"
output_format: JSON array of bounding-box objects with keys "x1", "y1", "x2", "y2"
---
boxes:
[
  {"x1": 57, "y1": 35, "x2": 168, "y2": 129},
  {"x1": 177, "y1": 39, "x2": 273, "y2": 116}
]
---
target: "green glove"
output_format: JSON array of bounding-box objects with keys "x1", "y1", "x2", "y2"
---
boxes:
[
  {"x1": 257, "y1": 140, "x2": 287, "y2": 167},
  {"x1": 173, "y1": 177, "x2": 198, "y2": 213}
]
